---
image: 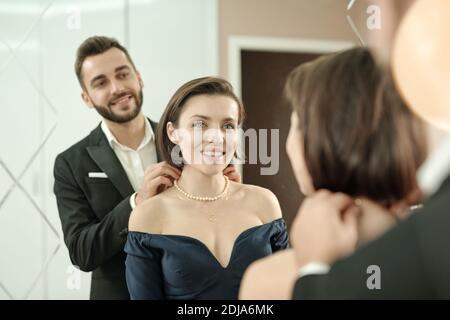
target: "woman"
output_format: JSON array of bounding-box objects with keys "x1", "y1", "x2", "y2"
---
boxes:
[
  {"x1": 239, "y1": 47, "x2": 427, "y2": 299},
  {"x1": 124, "y1": 77, "x2": 288, "y2": 299}
]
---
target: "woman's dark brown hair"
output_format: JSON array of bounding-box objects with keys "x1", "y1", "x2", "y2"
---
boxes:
[
  {"x1": 284, "y1": 47, "x2": 427, "y2": 206},
  {"x1": 156, "y1": 76, "x2": 245, "y2": 167}
]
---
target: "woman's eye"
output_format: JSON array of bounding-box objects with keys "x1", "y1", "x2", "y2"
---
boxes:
[
  {"x1": 193, "y1": 121, "x2": 206, "y2": 128},
  {"x1": 223, "y1": 123, "x2": 236, "y2": 130}
]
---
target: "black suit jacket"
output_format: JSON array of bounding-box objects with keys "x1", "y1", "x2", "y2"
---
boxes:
[
  {"x1": 53, "y1": 119, "x2": 160, "y2": 300},
  {"x1": 292, "y1": 174, "x2": 450, "y2": 299}
]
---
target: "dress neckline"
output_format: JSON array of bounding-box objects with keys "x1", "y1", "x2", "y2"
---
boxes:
[{"x1": 129, "y1": 218, "x2": 284, "y2": 269}]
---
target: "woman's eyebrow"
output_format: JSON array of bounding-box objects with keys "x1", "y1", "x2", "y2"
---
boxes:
[
  {"x1": 190, "y1": 115, "x2": 210, "y2": 120},
  {"x1": 222, "y1": 117, "x2": 237, "y2": 122},
  {"x1": 189, "y1": 115, "x2": 237, "y2": 122}
]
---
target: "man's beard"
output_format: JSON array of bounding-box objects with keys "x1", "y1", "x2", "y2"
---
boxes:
[{"x1": 93, "y1": 90, "x2": 143, "y2": 124}]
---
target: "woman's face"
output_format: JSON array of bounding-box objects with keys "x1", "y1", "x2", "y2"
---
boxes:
[
  {"x1": 167, "y1": 94, "x2": 239, "y2": 175},
  {"x1": 286, "y1": 111, "x2": 315, "y2": 195}
]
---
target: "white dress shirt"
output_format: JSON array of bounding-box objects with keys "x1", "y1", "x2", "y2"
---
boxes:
[
  {"x1": 101, "y1": 118, "x2": 158, "y2": 209},
  {"x1": 297, "y1": 262, "x2": 330, "y2": 279}
]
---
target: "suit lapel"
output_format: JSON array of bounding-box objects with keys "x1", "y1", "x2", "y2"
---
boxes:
[{"x1": 86, "y1": 125, "x2": 135, "y2": 199}]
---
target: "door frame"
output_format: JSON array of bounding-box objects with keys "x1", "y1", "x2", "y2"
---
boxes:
[{"x1": 228, "y1": 36, "x2": 355, "y2": 97}]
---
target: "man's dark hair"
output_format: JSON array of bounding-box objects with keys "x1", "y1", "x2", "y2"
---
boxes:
[{"x1": 75, "y1": 36, "x2": 136, "y2": 88}]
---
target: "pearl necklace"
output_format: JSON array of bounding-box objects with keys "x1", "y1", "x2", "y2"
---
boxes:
[{"x1": 173, "y1": 176, "x2": 230, "y2": 202}]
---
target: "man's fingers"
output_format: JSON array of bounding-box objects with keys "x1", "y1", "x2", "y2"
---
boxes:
[
  {"x1": 158, "y1": 162, "x2": 182, "y2": 175},
  {"x1": 223, "y1": 166, "x2": 236, "y2": 176},
  {"x1": 155, "y1": 175, "x2": 173, "y2": 187},
  {"x1": 313, "y1": 189, "x2": 332, "y2": 200},
  {"x1": 341, "y1": 205, "x2": 360, "y2": 251},
  {"x1": 146, "y1": 164, "x2": 181, "y2": 181},
  {"x1": 146, "y1": 161, "x2": 182, "y2": 175},
  {"x1": 223, "y1": 164, "x2": 235, "y2": 171},
  {"x1": 342, "y1": 204, "x2": 360, "y2": 228},
  {"x1": 165, "y1": 163, "x2": 182, "y2": 176},
  {"x1": 328, "y1": 192, "x2": 355, "y2": 211},
  {"x1": 223, "y1": 165, "x2": 242, "y2": 183},
  {"x1": 158, "y1": 165, "x2": 181, "y2": 180},
  {"x1": 223, "y1": 167, "x2": 233, "y2": 175},
  {"x1": 149, "y1": 176, "x2": 173, "y2": 194},
  {"x1": 227, "y1": 173, "x2": 241, "y2": 183}
]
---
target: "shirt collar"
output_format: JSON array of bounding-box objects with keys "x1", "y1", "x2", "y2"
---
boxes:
[{"x1": 101, "y1": 118, "x2": 154, "y2": 151}]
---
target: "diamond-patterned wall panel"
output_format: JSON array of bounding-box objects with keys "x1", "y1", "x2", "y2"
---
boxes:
[
  {"x1": 0, "y1": 40, "x2": 11, "y2": 76},
  {"x1": 1, "y1": 0, "x2": 219, "y2": 300},
  {"x1": 0, "y1": 285, "x2": 13, "y2": 299},
  {"x1": 0, "y1": 60, "x2": 44, "y2": 178},
  {"x1": 0, "y1": 187, "x2": 59, "y2": 299},
  {"x1": 0, "y1": 164, "x2": 13, "y2": 207},
  {"x1": 47, "y1": 245, "x2": 92, "y2": 300},
  {"x1": 0, "y1": 0, "x2": 128, "y2": 300},
  {"x1": 0, "y1": 1, "x2": 42, "y2": 45},
  {"x1": 21, "y1": 126, "x2": 58, "y2": 221},
  {"x1": 11, "y1": 27, "x2": 59, "y2": 121},
  {"x1": 25, "y1": 274, "x2": 45, "y2": 299},
  {"x1": 0, "y1": 1, "x2": 55, "y2": 76}
]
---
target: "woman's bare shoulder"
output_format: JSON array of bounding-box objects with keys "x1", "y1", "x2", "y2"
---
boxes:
[
  {"x1": 128, "y1": 192, "x2": 168, "y2": 234},
  {"x1": 233, "y1": 182, "x2": 283, "y2": 223}
]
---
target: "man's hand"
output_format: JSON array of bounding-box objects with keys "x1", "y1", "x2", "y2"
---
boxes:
[
  {"x1": 223, "y1": 164, "x2": 241, "y2": 183},
  {"x1": 135, "y1": 161, "x2": 181, "y2": 205},
  {"x1": 290, "y1": 190, "x2": 360, "y2": 268}
]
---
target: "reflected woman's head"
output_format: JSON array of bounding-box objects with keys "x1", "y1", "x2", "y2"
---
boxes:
[
  {"x1": 157, "y1": 77, "x2": 245, "y2": 176},
  {"x1": 284, "y1": 47, "x2": 427, "y2": 207}
]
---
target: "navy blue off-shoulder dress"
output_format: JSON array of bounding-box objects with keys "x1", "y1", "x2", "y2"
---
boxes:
[{"x1": 124, "y1": 218, "x2": 288, "y2": 300}]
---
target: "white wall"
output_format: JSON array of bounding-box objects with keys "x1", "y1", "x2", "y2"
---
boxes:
[
  {"x1": 0, "y1": 0, "x2": 218, "y2": 299},
  {"x1": 129, "y1": 0, "x2": 218, "y2": 120}
]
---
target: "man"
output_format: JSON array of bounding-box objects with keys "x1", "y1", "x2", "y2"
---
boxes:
[
  {"x1": 54, "y1": 36, "x2": 239, "y2": 299},
  {"x1": 290, "y1": 181, "x2": 450, "y2": 299},
  {"x1": 291, "y1": 0, "x2": 450, "y2": 299}
]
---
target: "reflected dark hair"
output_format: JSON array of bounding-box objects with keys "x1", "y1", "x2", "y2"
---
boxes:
[
  {"x1": 284, "y1": 47, "x2": 427, "y2": 206},
  {"x1": 75, "y1": 36, "x2": 136, "y2": 88},
  {"x1": 156, "y1": 76, "x2": 246, "y2": 167}
]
